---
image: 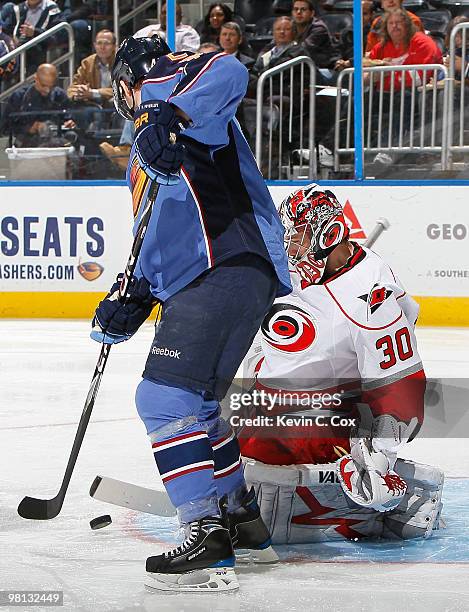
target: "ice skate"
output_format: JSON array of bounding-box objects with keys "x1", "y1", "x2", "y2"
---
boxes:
[
  {"x1": 145, "y1": 516, "x2": 239, "y2": 592},
  {"x1": 229, "y1": 487, "x2": 279, "y2": 564}
]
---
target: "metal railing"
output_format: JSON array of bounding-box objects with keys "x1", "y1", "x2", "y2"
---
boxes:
[
  {"x1": 0, "y1": 22, "x2": 75, "y2": 103},
  {"x1": 447, "y1": 22, "x2": 469, "y2": 163},
  {"x1": 334, "y1": 63, "x2": 448, "y2": 172},
  {"x1": 255, "y1": 55, "x2": 316, "y2": 180},
  {"x1": 112, "y1": 0, "x2": 162, "y2": 46}
]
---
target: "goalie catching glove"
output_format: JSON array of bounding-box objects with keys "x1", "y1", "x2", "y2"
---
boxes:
[
  {"x1": 336, "y1": 439, "x2": 407, "y2": 512},
  {"x1": 336, "y1": 404, "x2": 419, "y2": 512},
  {"x1": 91, "y1": 274, "x2": 157, "y2": 344},
  {"x1": 134, "y1": 100, "x2": 189, "y2": 185}
]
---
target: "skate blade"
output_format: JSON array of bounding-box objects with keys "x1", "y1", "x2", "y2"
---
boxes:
[
  {"x1": 145, "y1": 567, "x2": 239, "y2": 592},
  {"x1": 235, "y1": 545, "x2": 279, "y2": 564}
]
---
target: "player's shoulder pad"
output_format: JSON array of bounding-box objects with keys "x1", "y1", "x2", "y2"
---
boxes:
[{"x1": 324, "y1": 247, "x2": 405, "y2": 330}]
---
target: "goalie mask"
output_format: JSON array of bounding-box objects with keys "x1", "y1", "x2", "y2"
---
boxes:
[
  {"x1": 111, "y1": 35, "x2": 171, "y2": 120},
  {"x1": 279, "y1": 184, "x2": 349, "y2": 268}
]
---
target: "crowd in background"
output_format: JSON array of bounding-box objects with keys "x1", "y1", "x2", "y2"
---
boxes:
[{"x1": 0, "y1": 0, "x2": 467, "y2": 179}]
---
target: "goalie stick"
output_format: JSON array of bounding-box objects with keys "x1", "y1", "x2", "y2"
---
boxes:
[
  {"x1": 364, "y1": 217, "x2": 390, "y2": 249},
  {"x1": 90, "y1": 218, "x2": 392, "y2": 518},
  {"x1": 18, "y1": 180, "x2": 161, "y2": 520}
]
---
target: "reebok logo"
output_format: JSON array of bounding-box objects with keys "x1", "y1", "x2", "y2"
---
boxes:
[{"x1": 151, "y1": 347, "x2": 181, "y2": 359}]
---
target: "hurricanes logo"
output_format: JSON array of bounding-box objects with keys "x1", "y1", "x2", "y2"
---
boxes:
[
  {"x1": 319, "y1": 219, "x2": 346, "y2": 252},
  {"x1": 358, "y1": 283, "x2": 392, "y2": 318},
  {"x1": 261, "y1": 304, "x2": 316, "y2": 352},
  {"x1": 77, "y1": 260, "x2": 104, "y2": 281}
]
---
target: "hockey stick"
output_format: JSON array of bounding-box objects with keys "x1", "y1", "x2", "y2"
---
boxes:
[
  {"x1": 90, "y1": 475, "x2": 177, "y2": 517},
  {"x1": 89, "y1": 458, "x2": 344, "y2": 518},
  {"x1": 364, "y1": 217, "x2": 390, "y2": 249},
  {"x1": 18, "y1": 181, "x2": 161, "y2": 520}
]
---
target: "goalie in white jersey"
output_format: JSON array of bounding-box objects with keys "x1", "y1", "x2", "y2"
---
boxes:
[{"x1": 240, "y1": 185, "x2": 444, "y2": 543}]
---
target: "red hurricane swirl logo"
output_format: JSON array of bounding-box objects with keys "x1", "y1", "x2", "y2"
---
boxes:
[{"x1": 261, "y1": 304, "x2": 316, "y2": 352}]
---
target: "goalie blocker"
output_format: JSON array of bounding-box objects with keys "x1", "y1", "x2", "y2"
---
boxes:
[{"x1": 244, "y1": 457, "x2": 444, "y2": 543}]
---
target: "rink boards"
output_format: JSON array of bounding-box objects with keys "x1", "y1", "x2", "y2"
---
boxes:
[{"x1": 0, "y1": 183, "x2": 468, "y2": 325}]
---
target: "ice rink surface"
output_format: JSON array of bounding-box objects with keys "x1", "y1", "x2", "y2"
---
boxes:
[{"x1": 1, "y1": 321, "x2": 468, "y2": 612}]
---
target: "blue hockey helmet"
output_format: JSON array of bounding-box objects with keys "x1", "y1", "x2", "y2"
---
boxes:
[{"x1": 111, "y1": 35, "x2": 171, "y2": 119}]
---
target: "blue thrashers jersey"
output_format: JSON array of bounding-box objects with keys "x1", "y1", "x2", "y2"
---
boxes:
[{"x1": 126, "y1": 51, "x2": 291, "y2": 301}]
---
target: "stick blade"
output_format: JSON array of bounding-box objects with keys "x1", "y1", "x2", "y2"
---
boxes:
[
  {"x1": 90, "y1": 475, "x2": 176, "y2": 517},
  {"x1": 17, "y1": 495, "x2": 62, "y2": 520}
]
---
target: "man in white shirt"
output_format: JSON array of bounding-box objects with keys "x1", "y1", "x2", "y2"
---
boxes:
[{"x1": 134, "y1": 2, "x2": 200, "y2": 53}]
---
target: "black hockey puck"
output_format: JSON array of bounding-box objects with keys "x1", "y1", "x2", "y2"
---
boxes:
[{"x1": 90, "y1": 514, "x2": 112, "y2": 530}]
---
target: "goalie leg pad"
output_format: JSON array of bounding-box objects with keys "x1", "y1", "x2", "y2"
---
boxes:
[
  {"x1": 244, "y1": 459, "x2": 383, "y2": 543},
  {"x1": 244, "y1": 458, "x2": 444, "y2": 543}
]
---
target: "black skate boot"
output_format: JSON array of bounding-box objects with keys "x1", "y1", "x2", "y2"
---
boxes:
[
  {"x1": 145, "y1": 515, "x2": 239, "y2": 592},
  {"x1": 228, "y1": 487, "x2": 279, "y2": 564}
]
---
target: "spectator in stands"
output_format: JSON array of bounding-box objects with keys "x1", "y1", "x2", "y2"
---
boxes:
[
  {"x1": 0, "y1": 25, "x2": 17, "y2": 82},
  {"x1": 368, "y1": 9, "x2": 442, "y2": 90},
  {"x1": 198, "y1": 41, "x2": 220, "y2": 52},
  {"x1": 218, "y1": 21, "x2": 255, "y2": 142},
  {"x1": 219, "y1": 21, "x2": 253, "y2": 69},
  {"x1": 365, "y1": 0, "x2": 423, "y2": 54},
  {"x1": 0, "y1": 0, "x2": 62, "y2": 44},
  {"x1": 1, "y1": 62, "x2": 75, "y2": 146},
  {"x1": 335, "y1": 0, "x2": 374, "y2": 71},
  {"x1": 56, "y1": 0, "x2": 93, "y2": 62},
  {"x1": 249, "y1": 16, "x2": 310, "y2": 168},
  {"x1": 444, "y1": 16, "x2": 469, "y2": 81},
  {"x1": 134, "y1": 2, "x2": 200, "y2": 53},
  {"x1": 197, "y1": 3, "x2": 233, "y2": 46},
  {"x1": 367, "y1": 10, "x2": 442, "y2": 165},
  {"x1": 291, "y1": 0, "x2": 339, "y2": 69},
  {"x1": 250, "y1": 16, "x2": 305, "y2": 88},
  {"x1": 67, "y1": 28, "x2": 115, "y2": 109}
]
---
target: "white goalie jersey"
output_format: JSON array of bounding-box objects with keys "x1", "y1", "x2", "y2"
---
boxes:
[{"x1": 241, "y1": 244, "x2": 426, "y2": 466}]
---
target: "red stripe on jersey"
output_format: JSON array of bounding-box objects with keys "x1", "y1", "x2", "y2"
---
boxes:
[
  {"x1": 362, "y1": 369, "x2": 426, "y2": 425},
  {"x1": 152, "y1": 430, "x2": 206, "y2": 449},
  {"x1": 214, "y1": 458, "x2": 242, "y2": 479},
  {"x1": 254, "y1": 357, "x2": 264, "y2": 373},
  {"x1": 212, "y1": 432, "x2": 233, "y2": 449},
  {"x1": 181, "y1": 168, "x2": 214, "y2": 266},
  {"x1": 143, "y1": 73, "x2": 178, "y2": 85},
  {"x1": 324, "y1": 283, "x2": 403, "y2": 331},
  {"x1": 162, "y1": 462, "x2": 214, "y2": 483}
]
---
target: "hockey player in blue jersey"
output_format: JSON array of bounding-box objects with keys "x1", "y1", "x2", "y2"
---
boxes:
[{"x1": 90, "y1": 36, "x2": 291, "y2": 592}]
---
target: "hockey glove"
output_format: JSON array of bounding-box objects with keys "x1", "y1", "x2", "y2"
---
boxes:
[
  {"x1": 336, "y1": 439, "x2": 407, "y2": 512},
  {"x1": 134, "y1": 100, "x2": 189, "y2": 185},
  {"x1": 90, "y1": 274, "x2": 157, "y2": 344}
]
